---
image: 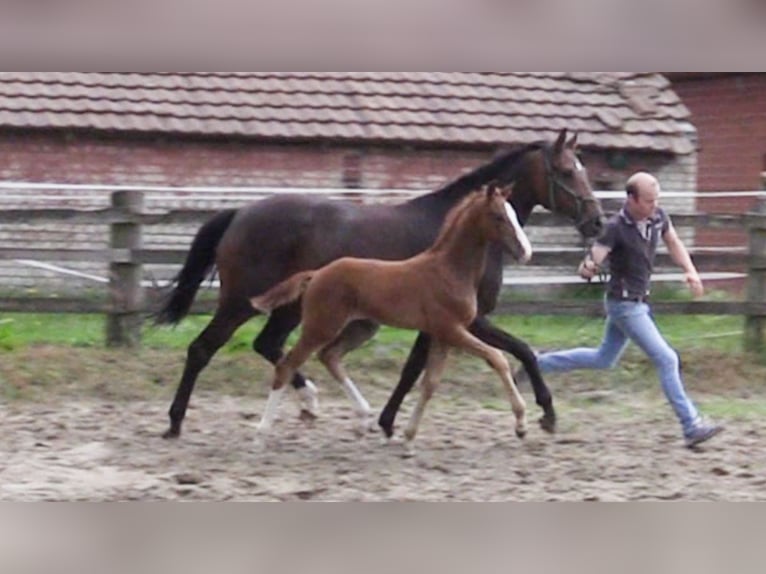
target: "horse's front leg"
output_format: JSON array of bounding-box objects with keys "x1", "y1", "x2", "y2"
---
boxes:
[
  {"x1": 378, "y1": 332, "x2": 431, "y2": 439},
  {"x1": 469, "y1": 315, "x2": 556, "y2": 433}
]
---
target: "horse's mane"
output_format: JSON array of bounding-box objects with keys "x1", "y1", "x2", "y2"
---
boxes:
[
  {"x1": 413, "y1": 141, "x2": 547, "y2": 207},
  {"x1": 429, "y1": 190, "x2": 486, "y2": 252}
]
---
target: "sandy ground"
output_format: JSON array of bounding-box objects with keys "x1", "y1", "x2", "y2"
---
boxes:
[{"x1": 1, "y1": 388, "x2": 763, "y2": 501}]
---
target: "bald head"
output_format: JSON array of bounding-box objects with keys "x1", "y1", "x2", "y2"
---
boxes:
[
  {"x1": 625, "y1": 172, "x2": 660, "y2": 220},
  {"x1": 626, "y1": 172, "x2": 660, "y2": 199}
]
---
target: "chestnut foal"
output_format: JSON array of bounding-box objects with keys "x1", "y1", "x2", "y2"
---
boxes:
[{"x1": 250, "y1": 184, "x2": 532, "y2": 448}]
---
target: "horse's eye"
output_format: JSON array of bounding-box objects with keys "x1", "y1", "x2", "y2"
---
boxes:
[{"x1": 493, "y1": 214, "x2": 506, "y2": 223}]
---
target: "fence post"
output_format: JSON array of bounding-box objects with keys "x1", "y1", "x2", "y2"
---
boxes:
[
  {"x1": 744, "y1": 174, "x2": 766, "y2": 354},
  {"x1": 106, "y1": 190, "x2": 144, "y2": 348}
]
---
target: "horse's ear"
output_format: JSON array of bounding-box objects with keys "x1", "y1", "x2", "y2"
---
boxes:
[
  {"x1": 502, "y1": 183, "x2": 514, "y2": 200},
  {"x1": 485, "y1": 183, "x2": 498, "y2": 199},
  {"x1": 554, "y1": 129, "x2": 568, "y2": 153},
  {"x1": 567, "y1": 132, "x2": 578, "y2": 150}
]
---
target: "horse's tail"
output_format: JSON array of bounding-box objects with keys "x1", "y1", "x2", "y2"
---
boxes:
[
  {"x1": 153, "y1": 208, "x2": 238, "y2": 325},
  {"x1": 250, "y1": 271, "x2": 314, "y2": 313}
]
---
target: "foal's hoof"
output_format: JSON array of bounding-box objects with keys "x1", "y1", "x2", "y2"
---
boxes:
[
  {"x1": 538, "y1": 412, "x2": 557, "y2": 434},
  {"x1": 515, "y1": 428, "x2": 527, "y2": 439}
]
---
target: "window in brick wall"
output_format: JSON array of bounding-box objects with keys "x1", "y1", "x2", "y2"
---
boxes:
[{"x1": 342, "y1": 151, "x2": 363, "y2": 189}]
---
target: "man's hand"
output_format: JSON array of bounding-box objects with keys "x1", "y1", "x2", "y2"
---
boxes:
[
  {"x1": 578, "y1": 259, "x2": 599, "y2": 280},
  {"x1": 685, "y1": 271, "x2": 704, "y2": 298}
]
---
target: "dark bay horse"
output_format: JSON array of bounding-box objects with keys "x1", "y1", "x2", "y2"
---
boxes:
[
  {"x1": 155, "y1": 129, "x2": 604, "y2": 439},
  {"x1": 250, "y1": 184, "x2": 533, "y2": 446}
]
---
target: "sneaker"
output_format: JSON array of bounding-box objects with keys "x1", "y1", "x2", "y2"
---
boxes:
[{"x1": 684, "y1": 421, "x2": 724, "y2": 449}]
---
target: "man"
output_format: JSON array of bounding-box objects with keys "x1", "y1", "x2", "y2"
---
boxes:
[{"x1": 536, "y1": 172, "x2": 723, "y2": 448}]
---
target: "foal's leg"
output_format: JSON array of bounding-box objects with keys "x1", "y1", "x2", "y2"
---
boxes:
[
  {"x1": 469, "y1": 316, "x2": 556, "y2": 433},
  {"x1": 318, "y1": 321, "x2": 380, "y2": 433},
  {"x1": 403, "y1": 341, "x2": 449, "y2": 449},
  {"x1": 378, "y1": 317, "x2": 555, "y2": 439},
  {"x1": 257, "y1": 336, "x2": 323, "y2": 434},
  {"x1": 446, "y1": 327, "x2": 528, "y2": 439},
  {"x1": 253, "y1": 302, "x2": 319, "y2": 417},
  {"x1": 319, "y1": 319, "x2": 380, "y2": 418}
]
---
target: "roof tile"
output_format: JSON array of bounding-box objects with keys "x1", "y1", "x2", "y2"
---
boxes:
[{"x1": 0, "y1": 73, "x2": 693, "y2": 153}]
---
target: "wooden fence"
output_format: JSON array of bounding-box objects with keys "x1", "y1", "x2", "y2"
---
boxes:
[{"x1": 2, "y1": 184, "x2": 766, "y2": 351}]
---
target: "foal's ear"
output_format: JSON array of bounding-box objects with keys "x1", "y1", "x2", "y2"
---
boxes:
[
  {"x1": 554, "y1": 128, "x2": 568, "y2": 153},
  {"x1": 502, "y1": 183, "x2": 514, "y2": 200},
  {"x1": 567, "y1": 132, "x2": 579, "y2": 150},
  {"x1": 485, "y1": 183, "x2": 499, "y2": 198}
]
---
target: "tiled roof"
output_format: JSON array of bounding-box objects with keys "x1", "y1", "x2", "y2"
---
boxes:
[{"x1": 0, "y1": 72, "x2": 694, "y2": 154}]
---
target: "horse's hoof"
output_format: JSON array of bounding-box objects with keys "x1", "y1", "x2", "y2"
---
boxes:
[
  {"x1": 515, "y1": 428, "x2": 527, "y2": 439},
  {"x1": 378, "y1": 417, "x2": 395, "y2": 439},
  {"x1": 162, "y1": 427, "x2": 180, "y2": 440},
  {"x1": 538, "y1": 413, "x2": 557, "y2": 434},
  {"x1": 299, "y1": 409, "x2": 318, "y2": 423}
]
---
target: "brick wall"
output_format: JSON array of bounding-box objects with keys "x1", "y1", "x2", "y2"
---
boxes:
[
  {"x1": 0, "y1": 130, "x2": 489, "y2": 191},
  {"x1": 672, "y1": 74, "x2": 766, "y2": 202},
  {"x1": 672, "y1": 73, "x2": 766, "y2": 250}
]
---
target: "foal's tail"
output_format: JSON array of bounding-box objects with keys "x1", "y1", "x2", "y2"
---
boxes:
[
  {"x1": 250, "y1": 271, "x2": 314, "y2": 313},
  {"x1": 153, "y1": 209, "x2": 238, "y2": 325}
]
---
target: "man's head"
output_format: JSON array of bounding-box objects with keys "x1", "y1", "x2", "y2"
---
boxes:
[{"x1": 625, "y1": 172, "x2": 660, "y2": 221}]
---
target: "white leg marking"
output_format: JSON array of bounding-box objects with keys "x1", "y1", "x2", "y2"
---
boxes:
[
  {"x1": 343, "y1": 378, "x2": 371, "y2": 416},
  {"x1": 297, "y1": 379, "x2": 320, "y2": 415},
  {"x1": 257, "y1": 386, "x2": 286, "y2": 434}
]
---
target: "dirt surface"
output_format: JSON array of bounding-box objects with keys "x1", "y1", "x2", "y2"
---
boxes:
[{"x1": 1, "y1": 385, "x2": 764, "y2": 501}]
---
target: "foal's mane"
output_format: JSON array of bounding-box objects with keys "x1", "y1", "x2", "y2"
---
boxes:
[
  {"x1": 429, "y1": 190, "x2": 487, "y2": 252},
  {"x1": 411, "y1": 141, "x2": 546, "y2": 207}
]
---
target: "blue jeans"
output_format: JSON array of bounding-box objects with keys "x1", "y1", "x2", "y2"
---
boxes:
[{"x1": 537, "y1": 298, "x2": 701, "y2": 435}]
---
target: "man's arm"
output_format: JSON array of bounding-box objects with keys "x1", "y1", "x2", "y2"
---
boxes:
[
  {"x1": 663, "y1": 222, "x2": 704, "y2": 297},
  {"x1": 578, "y1": 243, "x2": 611, "y2": 280}
]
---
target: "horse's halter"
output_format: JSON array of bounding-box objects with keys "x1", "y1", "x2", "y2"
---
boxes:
[{"x1": 542, "y1": 147, "x2": 600, "y2": 233}]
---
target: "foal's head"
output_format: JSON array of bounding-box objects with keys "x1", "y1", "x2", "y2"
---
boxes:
[{"x1": 477, "y1": 184, "x2": 532, "y2": 264}]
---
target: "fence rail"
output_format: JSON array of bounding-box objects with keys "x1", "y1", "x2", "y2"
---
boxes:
[{"x1": 2, "y1": 179, "x2": 766, "y2": 351}]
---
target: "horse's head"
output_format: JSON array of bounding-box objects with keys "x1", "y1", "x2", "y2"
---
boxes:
[
  {"x1": 482, "y1": 183, "x2": 532, "y2": 264},
  {"x1": 537, "y1": 129, "x2": 605, "y2": 239}
]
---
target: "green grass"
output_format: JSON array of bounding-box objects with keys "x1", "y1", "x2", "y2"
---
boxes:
[
  {"x1": 1, "y1": 311, "x2": 765, "y2": 410},
  {"x1": 0, "y1": 311, "x2": 749, "y2": 354}
]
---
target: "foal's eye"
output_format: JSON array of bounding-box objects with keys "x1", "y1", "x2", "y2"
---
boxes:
[{"x1": 493, "y1": 214, "x2": 506, "y2": 223}]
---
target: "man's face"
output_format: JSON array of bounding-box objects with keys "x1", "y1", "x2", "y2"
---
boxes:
[{"x1": 629, "y1": 184, "x2": 659, "y2": 220}]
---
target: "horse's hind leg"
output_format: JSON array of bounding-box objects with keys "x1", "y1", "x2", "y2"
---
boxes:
[
  {"x1": 164, "y1": 301, "x2": 254, "y2": 439},
  {"x1": 317, "y1": 320, "x2": 379, "y2": 427},
  {"x1": 469, "y1": 315, "x2": 556, "y2": 433},
  {"x1": 253, "y1": 302, "x2": 319, "y2": 417},
  {"x1": 445, "y1": 327, "x2": 527, "y2": 439},
  {"x1": 403, "y1": 341, "x2": 449, "y2": 452}
]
